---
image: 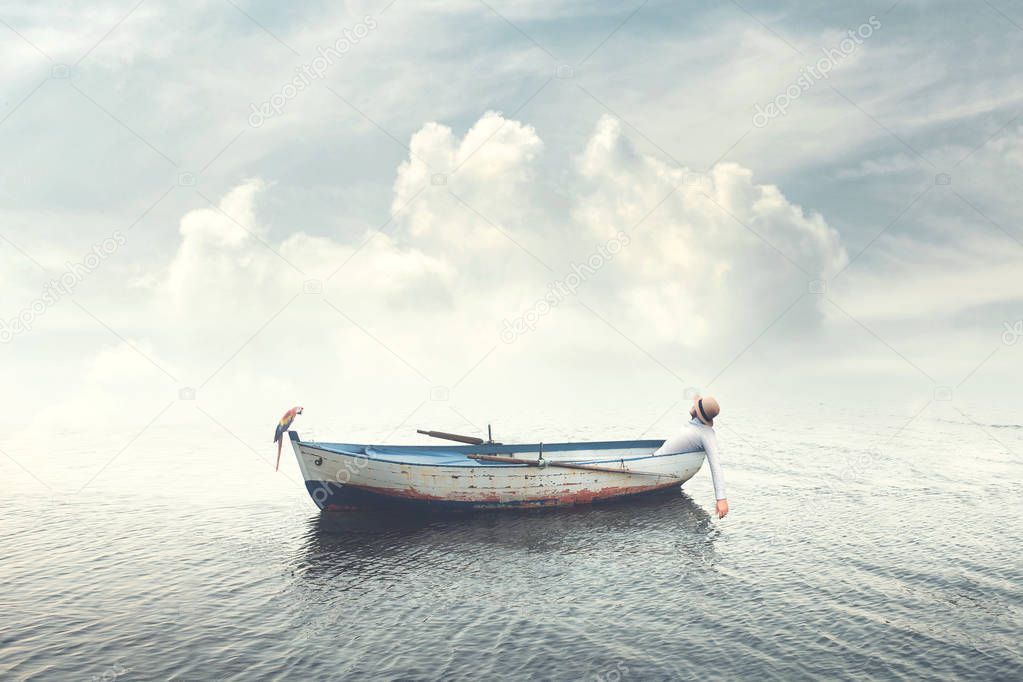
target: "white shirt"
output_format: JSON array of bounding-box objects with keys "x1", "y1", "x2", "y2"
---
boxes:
[{"x1": 654, "y1": 417, "x2": 727, "y2": 500}]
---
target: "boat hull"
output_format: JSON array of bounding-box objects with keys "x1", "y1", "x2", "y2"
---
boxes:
[{"x1": 289, "y1": 432, "x2": 705, "y2": 511}]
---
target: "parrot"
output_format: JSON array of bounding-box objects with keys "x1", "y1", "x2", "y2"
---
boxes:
[{"x1": 273, "y1": 406, "x2": 303, "y2": 471}]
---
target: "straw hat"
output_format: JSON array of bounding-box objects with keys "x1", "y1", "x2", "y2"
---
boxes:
[{"x1": 690, "y1": 395, "x2": 720, "y2": 426}]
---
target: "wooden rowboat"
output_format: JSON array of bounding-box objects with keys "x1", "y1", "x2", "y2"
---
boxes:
[{"x1": 289, "y1": 429, "x2": 707, "y2": 511}]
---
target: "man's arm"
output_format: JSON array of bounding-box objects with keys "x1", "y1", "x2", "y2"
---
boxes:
[{"x1": 702, "y1": 429, "x2": 729, "y2": 518}]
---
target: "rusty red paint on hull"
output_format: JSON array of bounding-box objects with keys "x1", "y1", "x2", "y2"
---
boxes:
[{"x1": 320, "y1": 479, "x2": 681, "y2": 512}]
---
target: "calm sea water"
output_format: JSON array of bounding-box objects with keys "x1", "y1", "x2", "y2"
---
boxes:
[{"x1": 2, "y1": 404, "x2": 1021, "y2": 681}]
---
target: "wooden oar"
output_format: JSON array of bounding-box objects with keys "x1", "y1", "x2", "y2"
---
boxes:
[
  {"x1": 466, "y1": 453, "x2": 676, "y2": 478},
  {"x1": 417, "y1": 429, "x2": 484, "y2": 445}
]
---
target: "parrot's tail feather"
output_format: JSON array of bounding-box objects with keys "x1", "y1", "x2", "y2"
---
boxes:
[{"x1": 275, "y1": 439, "x2": 283, "y2": 472}]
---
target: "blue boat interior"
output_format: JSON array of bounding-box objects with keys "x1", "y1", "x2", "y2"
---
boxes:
[{"x1": 289, "y1": 431, "x2": 671, "y2": 467}]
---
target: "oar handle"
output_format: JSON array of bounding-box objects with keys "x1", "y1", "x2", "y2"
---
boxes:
[{"x1": 417, "y1": 429, "x2": 485, "y2": 445}]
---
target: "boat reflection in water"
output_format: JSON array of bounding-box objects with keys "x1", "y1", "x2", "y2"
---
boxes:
[{"x1": 294, "y1": 489, "x2": 718, "y2": 583}]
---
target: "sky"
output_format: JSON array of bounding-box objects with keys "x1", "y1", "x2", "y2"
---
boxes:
[{"x1": 1, "y1": 0, "x2": 1021, "y2": 469}]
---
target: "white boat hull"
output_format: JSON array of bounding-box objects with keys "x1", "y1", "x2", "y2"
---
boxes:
[{"x1": 290, "y1": 432, "x2": 706, "y2": 511}]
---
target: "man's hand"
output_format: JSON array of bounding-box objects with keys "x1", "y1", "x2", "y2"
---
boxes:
[{"x1": 716, "y1": 499, "x2": 729, "y2": 519}]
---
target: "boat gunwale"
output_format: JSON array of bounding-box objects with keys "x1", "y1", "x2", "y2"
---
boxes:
[
  {"x1": 292, "y1": 434, "x2": 704, "y2": 469},
  {"x1": 294, "y1": 434, "x2": 666, "y2": 453}
]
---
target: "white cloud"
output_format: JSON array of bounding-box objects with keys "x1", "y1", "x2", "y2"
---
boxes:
[
  {"x1": 573, "y1": 115, "x2": 847, "y2": 346},
  {"x1": 120, "y1": 113, "x2": 852, "y2": 359},
  {"x1": 159, "y1": 177, "x2": 458, "y2": 320},
  {"x1": 393, "y1": 111, "x2": 544, "y2": 248},
  {"x1": 14, "y1": 110, "x2": 849, "y2": 418},
  {"x1": 836, "y1": 153, "x2": 923, "y2": 179}
]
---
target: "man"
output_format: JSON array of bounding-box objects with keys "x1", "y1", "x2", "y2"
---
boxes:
[{"x1": 654, "y1": 394, "x2": 729, "y2": 518}]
